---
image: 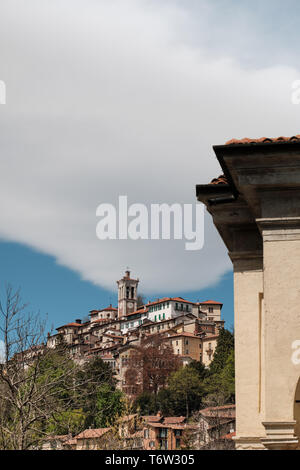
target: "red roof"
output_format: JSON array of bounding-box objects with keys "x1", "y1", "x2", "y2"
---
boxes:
[
  {"x1": 168, "y1": 332, "x2": 200, "y2": 339},
  {"x1": 222, "y1": 431, "x2": 236, "y2": 440},
  {"x1": 200, "y1": 300, "x2": 223, "y2": 305},
  {"x1": 143, "y1": 416, "x2": 162, "y2": 423},
  {"x1": 89, "y1": 305, "x2": 117, "y2": 315},
  {"x1": 163, "y1": 416, "x2": 185, "y2": 424},
  {"x1": 202, "y1": 334, "x2": 219, "y2": 341},
  {"x1": 209, "y1": 175, "x2": 228, "y2": 185},
  {"x1": 126, "y1": 307, "x2": 148, "y2": 317},
  {"x1": 225, "y1": 134, "x2": 300, "y2": 146}
]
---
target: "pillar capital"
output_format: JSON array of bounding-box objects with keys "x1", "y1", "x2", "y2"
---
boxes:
[
  {"x1": 229, "y1": 250, "x2": 263, "y2": 272},
  {"x1": 256, "y1": 217, "x2": 300, "y2": 242}
]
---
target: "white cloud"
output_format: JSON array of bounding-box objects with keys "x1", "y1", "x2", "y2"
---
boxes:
[{"x1": 0, "y1": 0, "x2": 299, "y2": 293}]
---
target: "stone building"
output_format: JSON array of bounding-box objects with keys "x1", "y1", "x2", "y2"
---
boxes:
[
  {"x1": 46, "y1": 270, "x2": 225, "y2": 388},
  {"x1": 197, "y1": 134, "x2": 300, "y2": 450}
]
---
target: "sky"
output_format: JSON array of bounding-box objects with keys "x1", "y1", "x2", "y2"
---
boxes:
[{"x1": 0, "y1": 0, "x2": 300, "y2": 333}]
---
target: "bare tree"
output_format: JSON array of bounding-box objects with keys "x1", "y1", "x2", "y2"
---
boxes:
[
  {"x1": 0, "y1": 285, "x2": 111, "y2": 450},
  {"x1": 124, "y1": 334, "x2": 180, "y2": 399},
  {"x1": 185, "y1": 393, "x2": 235, "y2": 450}
]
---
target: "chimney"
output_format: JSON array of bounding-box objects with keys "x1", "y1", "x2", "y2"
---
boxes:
[
  {"x1": 125, "y1": 270, "x2": 130, "y2": 278},
  {"x1": 75, "y1": 318, "x2": 81, "y2": 324}
]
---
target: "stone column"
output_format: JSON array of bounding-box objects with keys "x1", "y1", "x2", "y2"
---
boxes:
[
  {"x1": 257, "y1": 217, "x2": 300, "y2": 450},
  {"x1": 230, "y1": 251, "x2": 266, "y2": 450}
]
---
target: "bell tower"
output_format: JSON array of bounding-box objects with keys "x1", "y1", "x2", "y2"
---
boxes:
[{"x1": 117, "y1": 270, "x2": 139, "y2": 318}]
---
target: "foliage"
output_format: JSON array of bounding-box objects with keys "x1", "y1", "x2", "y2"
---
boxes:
[
  {"x1": 95, "y1": 383, "x2": 125, "y2": 427},
  {"x1": 168, "y1": 367, "x2": 204, "y2": 417},
  {"x1": 46, "y1": 409, "x2": 85, "y2": 435},
  {"x1": 209, "y1": 328, "x2": 234, "y2": 375}
]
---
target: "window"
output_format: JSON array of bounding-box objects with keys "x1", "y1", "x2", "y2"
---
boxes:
[
  {"x1": 162, "y1": 313, "x2": 165, "y2": 320},
  {"x1": 209, "y1": 307, "x2": 213, "y2": 313},
  {"x1": 185, "y1": 339, "x2": 189, "y2": 345},
  {"x1": 176, "y1": 438, "x2": 181, "y2": 449},
  {"x1": 176, "y1": 340, "x2": 178, "y2": 346},
  {"x1": 160, "y1": 439, "x2": 168, "y2": 450},
  {"x1": 154, "y1": 315, "x2": 157, "y2": 322},
  {"x1": 159, "y1": 428, "x2": 168, "y2": 438},
  {"x1": 186, "y1": 349, "x2": 189, "y2": 355},
  {"x1": 150, "y1": 441, "x2": 155, "y2": 448},
  {"x1": 144, "y1": 429, "x2": 149, "y2": 439}
]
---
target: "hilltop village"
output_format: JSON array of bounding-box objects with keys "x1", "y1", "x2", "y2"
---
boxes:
[{"x1": 47, "y1": 270, "x2": 225, "y2": 391}]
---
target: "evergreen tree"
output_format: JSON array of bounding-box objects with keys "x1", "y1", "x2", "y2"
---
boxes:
[
  {"x1": 168, "y1": 367, "x2": 204, "y2": 418},
  {"x1": 209, "y1": 328, "x2": 234, "y2": 375},
  {"x1": 95, "y1": 383, "x2": 125, "y2": 427}
]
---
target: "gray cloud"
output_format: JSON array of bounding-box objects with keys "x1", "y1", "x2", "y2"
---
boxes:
[{"x1": 0, "y1": 0, "x2": 299, "y2": 293}]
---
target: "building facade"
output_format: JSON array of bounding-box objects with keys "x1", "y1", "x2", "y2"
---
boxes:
[
  {"x1": 47, "y1": 270, "x2": 225, "y2": 390},
  {"x1": 197, "y1": 133, "x2": 300, "y2": 450}
]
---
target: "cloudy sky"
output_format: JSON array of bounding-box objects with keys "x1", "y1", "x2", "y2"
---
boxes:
[{"x1": 0, "y1": 0, "x2": 300, "y2": 327}]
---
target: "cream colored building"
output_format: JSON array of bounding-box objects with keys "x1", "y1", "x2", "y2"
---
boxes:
[{"x1": 197, "y1": 134, "x2": 300, "y2": 450}]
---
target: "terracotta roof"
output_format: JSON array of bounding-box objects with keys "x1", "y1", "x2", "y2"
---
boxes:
[
  {"x1": 200, "y1": 404, "x2": 235, "y2": 419},
  {"x1": 200, "y1": 300, "x2": 223, "y2": 305},
  {"x1": 56, "y1": 322, "x2": 81, "y2": 330},
  {"x1": 103, "y1": 333, "x2": 123, "y2": 340},
  {"x1": 89, "y1": 305, "x2": 117, "y2": 315},
  {"x1": 75, "y1": 428, "x2": 111, "y2": 439},
  {"x1": 101, "y1": 353, "x2": 114, "y2": 359},
  {"x1": 222, "y1": 431, "x2": 236, "y2": 440},
  {"x1": 125, "y1": 307, "x2": 148, "y2": 317},
  {"x1": 209, "y1": 174, "x2": 228, "y2": 185},
  {"x1": 64, "y1": 438, "x2": 77, "y2": 446},
  {"x1": 168, "y1": 332, "x2": 200, "y2": 339},
  {"x1": 202, "y1": 404, "x2": 235, "y2": 411},
  {"x1": 225, "y1": 134, "x2": 300, "y2": 146},
  {"x1": 202, "y1": 336, "x2": 219, "y2": 342},
  {"x1": 143, "y1": 415, "x2": 162, "y2": 423},
  {"x1": 163, "y1": 416, "x2": 186, "y2": 424}
]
